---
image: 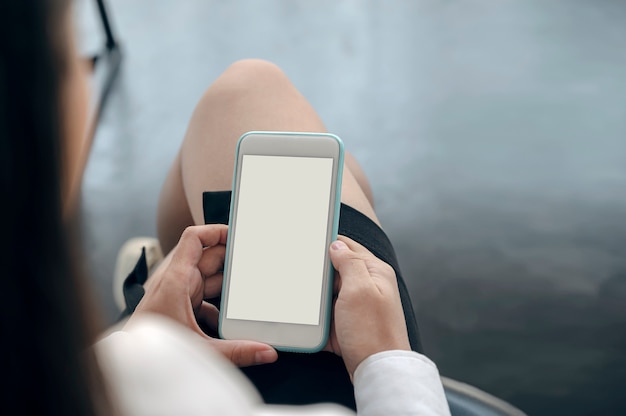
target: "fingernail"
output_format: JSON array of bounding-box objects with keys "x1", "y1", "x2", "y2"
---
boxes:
[
  {"x1": 331, "y1": 241, "x2": 347, "y2": 251},
  {"x1": 255, "y1": 349, "x2": 276, "y2": 364}
]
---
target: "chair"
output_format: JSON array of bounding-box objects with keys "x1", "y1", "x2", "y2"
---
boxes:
[
  {"x1": 85, "y1": 0, "x2": 123, "y2": 144},
  {"x1": 442, "y1": 377, "x2": 527, "y2": 416}
]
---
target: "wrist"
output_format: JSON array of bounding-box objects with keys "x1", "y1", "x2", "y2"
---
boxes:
[{"x1": 344, "y1": 341, "x2": 412, "y2": 378}]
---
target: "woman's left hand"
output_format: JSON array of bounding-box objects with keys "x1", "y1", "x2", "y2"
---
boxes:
[{"x1": 129, "y1": 224, "x2": 278, "y2": 367}]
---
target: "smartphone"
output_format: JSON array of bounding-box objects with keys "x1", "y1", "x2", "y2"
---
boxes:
[{"x1": 219, "y1": 131, "x2": 344, "y2": 352}]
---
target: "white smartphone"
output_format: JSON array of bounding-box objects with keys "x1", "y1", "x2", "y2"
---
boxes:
[{"x1": 219, "y1": 131, "x2": 344, "y2": 352}]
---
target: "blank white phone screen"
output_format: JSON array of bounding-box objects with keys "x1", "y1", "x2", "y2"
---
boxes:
[{"x1": 226, "y1": 155, "x2": 334, "y2": 325}]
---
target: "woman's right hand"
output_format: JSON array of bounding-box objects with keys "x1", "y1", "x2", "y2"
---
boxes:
[
  {"x1": 129, "y1": 224, "x2": 278, "y2": 368},
  {"x1": 327, "y1": 235, "x2": 412, "y2": 378}
]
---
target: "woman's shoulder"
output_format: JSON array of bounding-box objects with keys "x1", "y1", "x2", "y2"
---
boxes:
[
  {"x1": 94, "y1": 314, "x2": 356, "y2": 416},
  {"x1": 94, "y1": 313, "x2": 262, "y2": 416}
]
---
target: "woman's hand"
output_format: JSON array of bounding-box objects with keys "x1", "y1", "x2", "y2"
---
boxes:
[
  {"x1": 129, "y1": 224, "x2": 278, "y2": 367},
  {"x1": 326, "y1": 235, "x2": 411, "y2": 377}
]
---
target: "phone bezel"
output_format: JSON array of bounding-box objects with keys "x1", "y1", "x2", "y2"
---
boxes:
[{"x1": 218, "y1": 131, "x2": 344, "y2": 352}]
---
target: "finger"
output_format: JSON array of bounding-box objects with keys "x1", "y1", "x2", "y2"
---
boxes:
[
  {"x1": 332, "y1": 270, "x2": 341, "y2": 295},
  {"x1": 336, "y1": 235, "x2": 394, "y2": 286},
  {"x1": 329, "y1": 240, "x2": 372, "y2": 294},
  {"x1": 211, "y1": 339, "x2": 278, "y2": 367},
  {"x1": 198, "y1": 244, "x2": 226, "y2": 277},
  {"x1": 323, "y1": 297, "x2": 341, "y2": 355},
  {"x1": 194, "y1": 224, "x2": 229, "y2": 247},
  {"x1": 337, "y1": 235, "x2": 371, "y2": 255},
  {"x1": 197, "y1": 301, "x2": 220, "y2": 331},
  {"x1": 203, "y1": 272, "x2": 224, "y2": 300},
  {"x1": 172, "y1": 225, "x2": 229, "y2": 267}
]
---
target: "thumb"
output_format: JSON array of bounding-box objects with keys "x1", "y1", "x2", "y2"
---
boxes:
[
  {"x1": 211, "y1": 339, "x2": 278, "y2": 367},
  {"x1": 329, "y1": 240, "x2": 369, "y2": 289}
]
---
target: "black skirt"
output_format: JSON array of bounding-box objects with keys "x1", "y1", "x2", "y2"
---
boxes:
[{"x1": 119, "y1": 191, "x2": 423, "y2": 410}]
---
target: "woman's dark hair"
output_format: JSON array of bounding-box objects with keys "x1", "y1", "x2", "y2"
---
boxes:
[{"x1": 0, "y1": 1, "x2": 111, "y2": 414}]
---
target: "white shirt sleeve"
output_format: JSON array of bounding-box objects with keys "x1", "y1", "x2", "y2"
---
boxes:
[
  {"x1": 353, "y1": 350, "x2": 451, "y2": 416},
  {"x1": 94, "y1": 315, "x2": 449, "y2": 416},
  {"x1": 94, "y1": 314, "x2": 352, "y2": 416},
  {"x1": 95, "y1": 314, "x2": 263, "y2": 416}
]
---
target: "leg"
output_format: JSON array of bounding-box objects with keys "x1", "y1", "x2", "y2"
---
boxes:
[
  {"x1": 156, "y1": 149, "x2": 194, "y2": 253},
  {"x1": 157, "y1": 59, "x2": 379, "y2": 254}
]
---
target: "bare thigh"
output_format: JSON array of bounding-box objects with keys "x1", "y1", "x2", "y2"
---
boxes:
[{"x1": 157, "y1": 59, "x2": 379, "y2": 253}]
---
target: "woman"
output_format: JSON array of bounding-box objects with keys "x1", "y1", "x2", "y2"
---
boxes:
[{"x1": 0, "y1": 0, "x2": 449, "y2": 414}]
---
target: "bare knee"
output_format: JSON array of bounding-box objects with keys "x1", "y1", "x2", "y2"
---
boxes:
[
  {"x1": 224, "y1": 59, "x2": 287, "y2": 80},
  {"x1": 192, "y1": 58, "x2": 324, "y2": 137},
  {"x1": 208, "y1": 59, "x2": 291, "y2": 100}
]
